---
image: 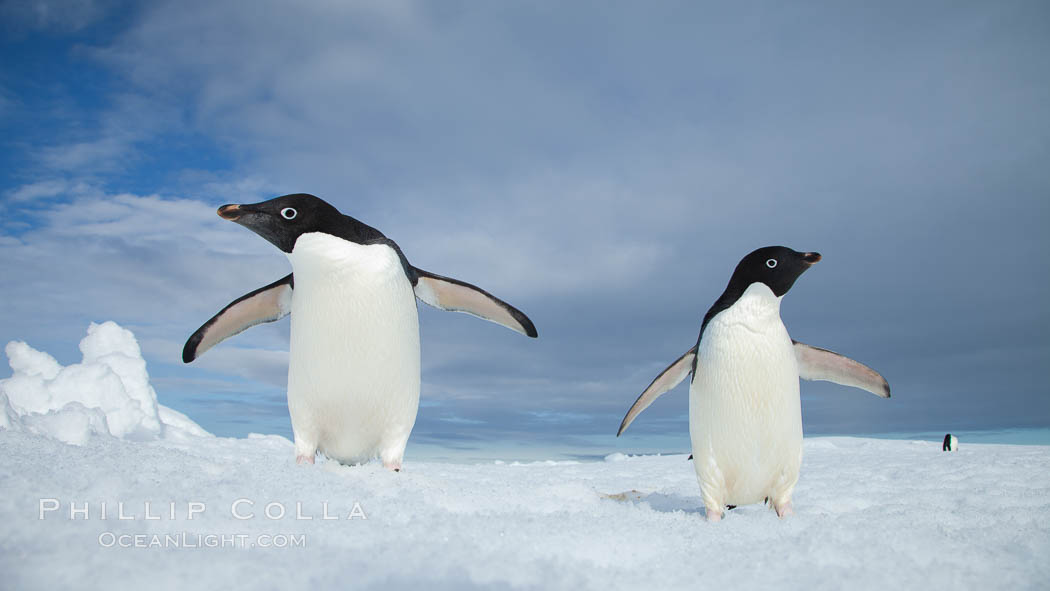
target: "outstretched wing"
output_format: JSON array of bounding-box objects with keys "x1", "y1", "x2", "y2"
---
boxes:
[
  {"x1": 412, "y1": 268, "x2": 537, "y2": 338},
  {"x1": 182, "y1": 274, "x2": 293, "y2": 363},
  {"x1": 793, "y1": 340, "x2": 890, "y2": 398},
  {"x1": 617, "y1": 346, "x2": 697, "y2": 436}
]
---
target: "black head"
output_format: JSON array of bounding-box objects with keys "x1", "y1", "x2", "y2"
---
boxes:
[
  {"x1": 690, "y1": 246, "x2": 821, "y2": 377},
  {"x1": 217, "y1": 193, "x2": 383, "y2": 252},
  {"x1": 726, "y1": 246, "x2": 821, "y2": 298}
]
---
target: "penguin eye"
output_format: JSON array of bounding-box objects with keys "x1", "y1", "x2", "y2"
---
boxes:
[
  {"x1": 765, "y1": 258, "x2": 777, "y2": 269},
  {"x1": 280, "y1": 207, "x2": 297, "y2": 220}
]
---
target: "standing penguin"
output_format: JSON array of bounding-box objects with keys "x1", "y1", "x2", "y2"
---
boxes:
[
  {"x1": 943, "y1": 434, "x2": 958, "y2": 451},
  {"x1": 183, "y1": 193, "x2": 537, "y2": 470},
  {"x1": 616, "y1": 246, "x2": 889, "y2": 521}
]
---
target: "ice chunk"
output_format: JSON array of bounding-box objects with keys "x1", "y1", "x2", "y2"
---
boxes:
[
  {"x1": 5, "y1": 341, "x2": 62, "y2": 380},
  {"x1": 19, "y1": 402, "x2": 110, "y2": 445},
  {"x1": 159, "y1": 405, "x2": 213, "y2": 440},
  {"x1": 0, "y1": 322, "x2": 209, "y2": 443},
  {"x1": 0, "y1": 391, "x2": 20, "y2": 431}
]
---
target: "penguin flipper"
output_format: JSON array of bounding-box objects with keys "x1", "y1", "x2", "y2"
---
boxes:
[
  {"x1": 617, "y1": 346, "x2": 697, "y2": 436},
  {"x1": 412, "y1": 268, "x2": 538, "y2": 338},
  {"x1": 182, "y1": 274, "x2": 294, "y2": 363},
  {"x1": 793, "y1": 341, "x2": 890, "y2": 398}
]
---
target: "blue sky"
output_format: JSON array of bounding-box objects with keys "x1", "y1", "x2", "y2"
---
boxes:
[{"x1": 1, "y1": 0, "x2": 1048, "y2": 458}]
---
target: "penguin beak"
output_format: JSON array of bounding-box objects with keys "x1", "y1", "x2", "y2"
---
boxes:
[
  {"x1": 217, "y1": 204, "x2": 244, "y2": 220},
  {"x1": 802, "y1": 252, "x2": 822, "y2": 265},
  {"x1": 214, "y1": 202, "x2": 291, "y2": 252}
]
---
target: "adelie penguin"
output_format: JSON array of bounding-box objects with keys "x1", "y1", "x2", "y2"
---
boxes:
[
  {"x1": 616, "y1": 246, "x2": 889, "y2": 522},
  {"x1": 183, "y1": 193, "x2": 537, "y2": 470},
  {"x1": 943, "y1": 434, "x2": 958, "y2": 451}
]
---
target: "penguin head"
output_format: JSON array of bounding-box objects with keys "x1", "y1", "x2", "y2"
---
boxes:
[
  {"x1": 217, "y1": 193, "x2": 341, "y2": 252},
  {"x1": 728, "y1": 246, "x2": 821, "y2": 297}
]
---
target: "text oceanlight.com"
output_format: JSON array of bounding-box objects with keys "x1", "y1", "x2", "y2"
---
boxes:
[{"x1": 97, "y1": 532, "x2": 306, "y2": 549}]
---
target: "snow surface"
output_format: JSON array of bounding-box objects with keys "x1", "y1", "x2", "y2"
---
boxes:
[{"x1": 2, "y1": 324, "x2": 1049, "y2": 589}]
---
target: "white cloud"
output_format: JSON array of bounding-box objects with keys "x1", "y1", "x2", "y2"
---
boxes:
[
  {"x1": 0, "y1": 0, "x2": 113, "y2": 33},
  {"x1": 32, "y1": 92, "x2": 178, "y2": 175},
  {"x1": 6, "y1": 179, "x2": 72, "y2": 201}
]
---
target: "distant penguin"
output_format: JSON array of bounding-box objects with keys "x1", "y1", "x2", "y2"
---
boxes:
[
  {"x1": 616, "y1": 246, "x2": 890, "y2": 521},
  {"x1": 183, "y1": 193, "x2": 537, "y2": 470},
  {"x1": 943, "y1": 434, "x2": 958, "y2": 451}
]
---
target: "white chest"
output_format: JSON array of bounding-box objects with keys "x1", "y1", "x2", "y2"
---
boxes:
[
  {"x1": 693, "y1": 283, "x2": 798, "y2": 396},
  {"x1": 283, "y1": 233, "x2": 421, "y2": 460},
  {"x1": 689, "y1": 283, "x2": 803, "y2": 502},
  {"x1": 285, "y1": 233, "x2": 420, "y2": 343}
]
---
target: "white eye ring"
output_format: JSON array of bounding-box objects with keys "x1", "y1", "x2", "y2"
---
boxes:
[
  {"x1": 280, "y1": 207, "x2": 297, "y2": 220},
  {"x1": 766, "y1": 258, "x2": 777, "y2": 268}
]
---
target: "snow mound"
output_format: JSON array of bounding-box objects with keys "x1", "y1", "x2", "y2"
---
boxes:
[{"x1": 0, "y1": 322, "x2": 210, "y2": 444}]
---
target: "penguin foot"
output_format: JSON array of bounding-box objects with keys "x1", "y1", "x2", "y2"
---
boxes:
[
  {"x1": 296, "y1": 454, "x2": 315, "y2": 465},
  {"x1": 774, "y1": 501, "x2": 794, "y2": 518}
]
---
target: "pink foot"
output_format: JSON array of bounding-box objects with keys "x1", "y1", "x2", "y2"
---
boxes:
[
  {"x1": 775, "y1": 501, "x2": 794, "y2": 518},
  {"x1": 296, "y1": 454, "x2": 315, "y2": 465},
  {"x1": 382, "y1": 460, "x2": 401, "y2": 472},
  {"x1": 705, "y1": 508, "x2": 723, "y2": 523}
]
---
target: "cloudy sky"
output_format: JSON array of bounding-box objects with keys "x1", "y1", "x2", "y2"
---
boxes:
[{"x1": 2, "y1": 0, "x2": 1048, "y2": 458}]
